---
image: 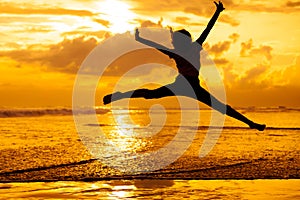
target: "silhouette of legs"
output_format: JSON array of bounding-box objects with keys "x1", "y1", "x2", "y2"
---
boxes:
[
  {"x1": 103, "y1": 92, "x2": 123, "y2": 105},
  {"x1": 103, "y1": 77, "x2": 266, "y2": 131},
  {"x1": 192, "y1": 85, "x2": 266, "y2": 131},
  {"x1": 103, "y1": 86, "x2": 174, "y2": 105}
]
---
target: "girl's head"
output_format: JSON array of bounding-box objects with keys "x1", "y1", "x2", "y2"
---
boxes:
[{"x1": 172, "y1": 29, "x2": 192, "y2": 49}]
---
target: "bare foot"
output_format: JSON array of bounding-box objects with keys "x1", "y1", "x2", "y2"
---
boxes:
[
  {"x1": 103, "y1": 92, "x2": 122, "y2": 105},
  {"x1": 249, "y1": 122, "x2": 266, "y2": 131}
]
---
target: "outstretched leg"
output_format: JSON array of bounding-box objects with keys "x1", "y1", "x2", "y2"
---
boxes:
[
  {"x1": 103, "y1": 86, "x2": 174, "y2": 105},
  {"x1": 194, "y1": 86, "x2": 266, "y2": 131},
  {"x1": 225, "y1": 105, "x2": 266, "y2": 131}
]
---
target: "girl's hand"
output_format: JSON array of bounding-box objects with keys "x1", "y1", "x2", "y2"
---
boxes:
[
  {"x1": 135, "y1": 29, "x2": 140, "y2": 40},
  {"x1": 214, "y1": 1, "x2": 225, "y2": 12}
]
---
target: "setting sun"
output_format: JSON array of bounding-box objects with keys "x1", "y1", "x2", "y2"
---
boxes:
[{"x1": 97, "y1": 0, "x2": 136, "y2": 33}]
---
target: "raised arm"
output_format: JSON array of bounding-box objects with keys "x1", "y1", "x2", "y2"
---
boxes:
[
  {"x1": 196, "y1": 1, "x2": 225, "y2": 45},
  {"x1": 135, "y1": 29, "x2": 172, "y2": 56}
]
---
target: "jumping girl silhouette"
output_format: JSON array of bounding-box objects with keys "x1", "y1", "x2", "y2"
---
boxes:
[{"x1": 103, "y1": 1, "x2": 266, "y2": 131}]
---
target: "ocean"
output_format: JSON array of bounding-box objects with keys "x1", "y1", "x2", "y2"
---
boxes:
[{"x1": 0, "y1": 107, "x2": 299, "y2": 199}]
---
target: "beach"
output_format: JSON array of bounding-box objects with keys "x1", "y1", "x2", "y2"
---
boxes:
[
  {"x1": 1, "y1": 180, "x2": 299, "y2": 199},
  {"x1": 0, "y1": 107, "x2": 299, "y2": 198}
]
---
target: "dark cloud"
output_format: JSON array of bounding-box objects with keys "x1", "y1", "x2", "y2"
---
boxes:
[
  {"x1": 84, "y1": 30, "x2": 174, "y2": 77},
  {"x1": 1, "y1": 36, "x2": 98, "y2": 73},
  {"x1": 41, "y1": 37, "x2": 98, "y2": 73},
  {"x1": 1, "y1": 29, "x2": 174, "y2": 76},
  {"x1": 240, "y1": 39, "x2": 273, "y2": 61},
  {"x1": 286, "y1": 1, "x2": 300, "y2": 7},
  {"x1": 103, "y1": 49, "x2": 173, "y2": 77}
]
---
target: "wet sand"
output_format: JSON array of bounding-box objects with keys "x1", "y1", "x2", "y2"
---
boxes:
[
  {"x1": 1, "y1": 179, "x2": 299, "y2": 199},
  {"x1": 0, "y1": 115, "x2": 299, "y2": 182},
  {"x1": 0, "y1": 110, "x2": 299, "y2": 199},
  {"x1": 0, "y1": 144, "x2": 298, "y2": 181}
]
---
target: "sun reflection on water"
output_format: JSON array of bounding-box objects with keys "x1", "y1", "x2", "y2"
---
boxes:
[{"x1": 107, "y1": 110, "x2": 153, "y2": 153}]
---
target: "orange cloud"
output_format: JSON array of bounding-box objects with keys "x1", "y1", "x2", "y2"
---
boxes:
[
  {"x1": 131, "y1": 0, "x2": 238, "y2": 26},
  {"x1": 184, "y1": 7, "x2": 239, "y2": 26},
  {"x1": 286, "y1": 1, "x2": 300, "y2": 7},
  {"x1": 237, "y1": 63, "x2": 269, "y2": 89},
  {"x1": 104, "y1": 49, "x2": 174, "y2": 77},
  {"x1": 93, "y1": 18, "x2": 110, "y2": 28},
  {"x1": 138, "y1": 18, "x2": 163, "y2": 28},
  {"x1": 220, "y1": 54, "x2": 300, "y2": 106},
  {"x1": 219, "y1": 14, "x2": 240, "y2": 26},
  {"x1": 278, "y1": 56, "x2": 300, "y2": 86},
  {"x1": 240, "y1": 39, "x2": 273, "y2": 61},
  {"x1": 229, "y1": 33, "x2": 239, "y2": 43},
  {"x1": 0, "y1": 2, "x2": 94, "y2": 16},
  {"x1": 175, "y1": 17, "x2": 190, "y2": 24},
  {"x1": 214, "y1": 58, "x2": 230, "y2": 65},
  {"x1": 1, "y1": 36, "x2": 98, "y2": 74},
  {"x1": 230, "y1": 2, "x2": 300, "y2": 13},
  {"x1": 206, "y1": 41, "x2": 232, "y2": 57},
  {"x1": 201, "y1": 34, "x2": 238, "y2": 65},
  {"x1": 61, "y1": 30, "x2": 109, "y2": 39}
]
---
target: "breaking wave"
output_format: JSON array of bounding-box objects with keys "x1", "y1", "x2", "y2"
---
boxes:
[{"x1": 0, "y1": 108, "x2": 109, "y2": 118}]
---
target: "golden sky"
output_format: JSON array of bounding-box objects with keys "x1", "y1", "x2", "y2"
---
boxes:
[{"x1": 0, "y1": 0, "x2": 300, "y2": 107}]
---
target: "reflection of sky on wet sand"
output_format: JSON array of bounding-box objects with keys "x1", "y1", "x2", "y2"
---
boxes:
[
  {"x1": 77, "y1": 106, "x2": 203, "y2": 173},
  {"x1": 1, "y1": 180, "x2": 299, "y2": 199},
  {"x1": 98, "y1": 107, "x2": 203, "y2": 152},
  {"x1": 100, "y1": 110, "x2": 152, "y2": 154},
  {"x1": 71, "y1": 106, "x2": 300, "y2": 174}
]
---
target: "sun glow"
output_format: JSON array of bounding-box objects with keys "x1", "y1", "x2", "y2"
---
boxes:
[{"x1": 98, "y1": 0, "x2": 136, "y2": 33}]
